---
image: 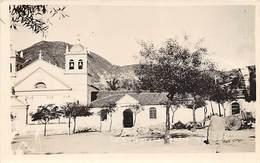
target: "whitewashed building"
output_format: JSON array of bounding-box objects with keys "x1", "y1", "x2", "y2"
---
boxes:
[
  {"x1": 10, "y1": 43, "x2": 98, "y2": 129},
  {"x1": 86, "y1": 91, "x2": 256, "y2": 131}
]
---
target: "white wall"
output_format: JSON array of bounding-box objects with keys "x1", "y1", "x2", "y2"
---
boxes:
[{"x1": 81, "y1": 100, "x2": 256, "y2": 131}]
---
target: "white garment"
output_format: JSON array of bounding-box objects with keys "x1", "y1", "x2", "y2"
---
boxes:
[{"x1": 208, "y1": 115, "x2": 225, "y2": 143}]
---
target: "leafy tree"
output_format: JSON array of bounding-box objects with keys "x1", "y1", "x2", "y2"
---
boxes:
[
  {"x1": 209, "y1": 71, "x2": 240, "y2": 117},
  {"x1": 61, "y1": 102, "x2": 93, "y2": 134},
  {"x1": 31, "y1": 104, "x2": 60, "y2": 136},
  {"x1": 136, "y1": 37, "x2": 215, "y2": 143},
  {"x1": 8, "y1": 5, "x2": 68, "y2": 34},
  {"x1": 106, "y1": 78, "x2": 120, "y2": 90},
  {"x1": 185, "y1": 95, "x2": 207, "y2": 130},
  {"x1": 242, "y1": 66, "x2": 256, "y2": 102},
  {"x1": 98, "y1": 73, "x2": 121, "y2": 90},
  {"x1": 98, "y1": 102, "x2": 117, "y2": 131},
  {"x1": 248, "y1": 66, "x2": 256, "y2": 102}
]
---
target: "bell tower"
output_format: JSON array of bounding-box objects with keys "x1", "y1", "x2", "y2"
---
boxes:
[
  {"x1": 64, "y1": 42, "x2": 89, "y2": 104},
  {"x1": 65, "y1": 43, "x2": 88, "y2": 74}
]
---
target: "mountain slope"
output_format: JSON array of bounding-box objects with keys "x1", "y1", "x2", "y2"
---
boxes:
[{"x1": 18, "y1": 41, "x2": 118, "y2": 82}]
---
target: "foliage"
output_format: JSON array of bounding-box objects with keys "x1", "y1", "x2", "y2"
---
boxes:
[
  {"x1": 99, "y1": 102, "x2": 117, "y2": 115},
  {"x1": 136, "y1": 38, "x2": 215, "y2": 99},
  {"x1": 120, "y1": 79, "x2": 141, "y2": 92},
  {"x1": 60, "y1": 102, "x2": 93, "y2": 134},
  {"x1": 172, "y1": 121, "x2": 186, "y2": 129},
  {"x1": 61, "y1": 102, "x2": 92, "y2": 118},
  {"x1": 98, "y1": 101, "x2": 117, "y2": 131},
  {"x1": 31, "y1": 104, "x2": 60, "y2": 122},
  {"x1": 9, "y1": 5, "x2": 68, "y2": 34},
  {"x1": 97, "y1": 71, "x2": 141, "y2": 91},
  {"x1": 246, "y1": 66, "x2": 256, "y2": 102},
  {"x1": 136, "y1": 37, "x2": 216, "y2": 143},
  {"x1": 31, "y1": 104, "x2": 61, "y2": 136},
  {"x1": 75, "y1": 127, "x2": 98, "y2": 133},
  {"x1": 106, "y1": 78, "x2": 120, "y2": 90}
]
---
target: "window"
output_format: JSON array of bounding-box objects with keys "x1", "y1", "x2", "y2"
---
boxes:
[
  {"x1": 91, "y1": 91, "x2": 98, "y2": 102},
  {"x1": 149, "y1": 107, "x2": 157, "y2": 119},
  {"x1": 35, "y1": 82, "x2": 46, "y2": 89},
  {"x1": 78, "y1": 59, "x2": 83, "y2": 69},
  {"x1": 69, "y1": 59, "x2": 74, "y2": 70},
  {"x1": 231, "y1": 102, "x2": 240, "y2": 115},
  {"x1": 100, "y1": 109, "x2": 107, "y2": 121}
]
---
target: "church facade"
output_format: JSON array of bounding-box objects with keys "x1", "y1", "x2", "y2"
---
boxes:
[{"x1": 10, "y1": 43, "x2": 97, "y2": 128}]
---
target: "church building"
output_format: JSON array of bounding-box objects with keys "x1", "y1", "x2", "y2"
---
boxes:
[{"x1": 10, "y1": 42, "x2": 97, "y2": 128}]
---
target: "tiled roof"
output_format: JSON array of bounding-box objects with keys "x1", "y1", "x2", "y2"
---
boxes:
[{"x1": 90, "y1": 91, "x2": 169, "y2": 108}]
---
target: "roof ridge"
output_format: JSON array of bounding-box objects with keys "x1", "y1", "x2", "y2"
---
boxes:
[{"x1": 91, "y1": 94, "x2": 124, "y2": 104}]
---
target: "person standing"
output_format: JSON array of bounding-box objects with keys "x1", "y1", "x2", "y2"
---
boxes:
[{"x1": 206, "y1": 114, "x2": 225, "y2": 153}]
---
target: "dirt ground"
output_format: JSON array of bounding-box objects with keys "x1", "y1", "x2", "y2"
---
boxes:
[{"x1": 11, "y1": 124, "x2": 255, "y2": 154}]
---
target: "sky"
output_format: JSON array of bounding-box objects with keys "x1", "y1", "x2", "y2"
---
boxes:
[{"x1": 11, "y1": 5, "x2": 255, "y2": 70}]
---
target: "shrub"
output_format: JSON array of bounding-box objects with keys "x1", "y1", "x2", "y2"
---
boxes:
[
  {"x1": 75, "y1": 127, "x2": 98, "y2": 133},
  {"x1": 185, "y1": 121, "x2": 203, "y2": 130},
  {"x1": 172, "y1": 121, "x2": 186, "y2": 129}
]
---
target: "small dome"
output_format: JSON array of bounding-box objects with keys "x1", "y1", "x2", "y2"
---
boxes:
[{"x1": 70, "y1": 44, "x2": 85, "y2": 52}]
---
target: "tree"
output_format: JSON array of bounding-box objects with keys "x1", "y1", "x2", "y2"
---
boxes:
[
  {"x1": 99, "y1": 102, "x2": 117, "y2": 131},
  {"x1": 209, "y1": 72, "x2": 240, "y2": 117},
  {"x1": 185, "y1": 95, "x2": 207, "y2": 130},
  {"x1": 247, "y1": 66, "x2": 256, "y2": 102},
  {"x1": 136, "y1": 37, "x2": 215, "y2": 143},
  {"x1": 31, "y1": 104, "x2": 60, "y2": 136},
  {"x1": 8, "y1": 5, "x2": 68, "y2": 34},
  {"x1": 97, "y1": 73, "x2": 121, "y2": 91},
  {"x1": 106, "y1": 78, "x2": 120, "y2": 90},
  {"x1": 61, "y1": 102, "x2": 93, "y2": 134}
]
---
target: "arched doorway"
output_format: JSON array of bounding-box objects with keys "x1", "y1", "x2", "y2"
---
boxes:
[
  {"x1": 231, "y1": 102, "x2": 240, "y2": 115},
  {"x1": 123, "y1": 109, "x2": 133, "y2": 128}
]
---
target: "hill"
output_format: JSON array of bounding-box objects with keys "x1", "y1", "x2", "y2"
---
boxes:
[
  {"x1": 17, "y1": 41, "x2": 251, "y2": 94},
  {"x1": 18, "y1": 41, "x2": 137, "y2": 82}
]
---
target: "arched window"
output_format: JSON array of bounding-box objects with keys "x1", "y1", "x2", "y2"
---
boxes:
[
  {"x1": 231, "y1": 102, "x2": 240, "y2": 115},
  {"x1": 69, "y1": 59, "x2": 74, "y2": 70},
  {"x1": 78, "y1": 59, "x2": 83, "y2": 69},
  {"x1": 35, "y1": 82, "x2": 47, "y2": 89},
  {"x1": 149, "y1": 107, "x2": 157, "y2": 119}
]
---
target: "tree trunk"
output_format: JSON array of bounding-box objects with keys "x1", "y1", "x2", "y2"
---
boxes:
[
  {"x1": 170, "y1": 107, "x2": 178, "y2": 124},
  {"x1": 192, "y1": 105, "x2": 197, "y2": 131},
  {"x1": 164, "y1": 105, "x2": 171, "y2": 144},
  {"x1": 109, "y1": 114, "x2": 112, "y2": 131},
  {"x1": 25, "y1": 106, "x2": 29, "y2": 125},
  {"x1": 210, "y1": 101, "x2": 214, "y2": 114},
  {"x1": 100, "y1": 121, "x2": 102, "y2": 132},
  {"x1": 171, "y1": 111, "x2": 175, "y2": 124},
  {"x1": 221, "y1": 103, "x2": 226, "y2": 117},
  {"x1": 203, "y1": 106, "x2": 207, "y2": 127},
  {"x1": 218, "y1": 103, "x2": 222, "y2": 117},
  {"x1": 73, "y1": 117, "x2": 76, "y2": 133},
  {"x1": 44, "y1": 123, "x2": 47, "y2": 136},
  {"x1": 68, "y1": 116, "x2": 71, "y2": 135}
]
